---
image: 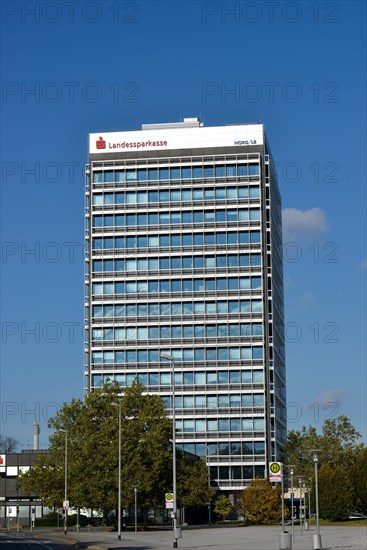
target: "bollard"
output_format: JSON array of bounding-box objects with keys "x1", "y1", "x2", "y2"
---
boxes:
[
  {"x1": 312, "y1": 533, "x2": 322, "y2": 549},
  {"x1": 279, "y1": 531, "x2": 292, "y2": 549},
  {"x1": 174, "y1": 527, "x2": 182, "y2": 539}
]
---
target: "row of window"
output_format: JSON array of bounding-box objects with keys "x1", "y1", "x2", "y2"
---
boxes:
[
  {"x1": 208, "y1": 465, "x2": 265, "y2": 481},
  {"x1": 91, "y1": 369, "x2": 264, "y2": 387},
  {"x1": 92, "y1": 254, "x2": 261, "y2": 273},
  {"x1": 178, "y1": 441, "x2": 265, "y2": 458},
  {"x1": 92, "y1": 323, "x2": 263, "y2": 342},
  {"x1": 92, "y1": 230, "x2": 261, "y2": 250},
  {"x1": 92, "y1": 208, "x2": 261, "y2": 228},
  {"x1": 93, "y1": 163, "x2": 260, "y2": 183},
  {"x1": 174, "y1": 393, "x2": 265, "y2": 409},
  {"x1": 176, "y1": 417, "x2": 265, "y2": 433},
  {"x1": 91, "y1": 346, "x2": 264, "y2": 364},
  {"x1": 91, "y1": 299, "x2": 263, "y2": 317},
  {"x1": 92, "y1": 185, "x2": 260, "y2": 205},
  {"x1": 91, "y1": 276, "x2": 262, "y2": 297}
]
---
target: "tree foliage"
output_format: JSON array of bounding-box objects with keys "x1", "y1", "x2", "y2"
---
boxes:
[
  {"x1": 0, "y1": 434, "x2": 18, "y2": 453},
  {"x1": 237, "y1": 478, "x2": 283, "y2": 524},
  {"x1": 349, "y1": 448, "x2": 367, "y2": 508},
  {"x1": 318, "y1": 465, "x2": 355, "y2": 521},
  {"x1": 18, "y1": 383, "x2": 213, "y2": 515},
  {"x1": 214, "y1": 494, "x2": 232, "y2": 520},
  {"x1": 19, "y1": 384, "x2": 170, "y2": 511},
  {"x1": 177, "y1": 456, "x2": 215, "y2": 508},
  {"x1": 281, "y1": 416, "x2": 364, "y2": 522},
  {"x1": 282, "y1": 415, "x2": 364, "y2": 481}
]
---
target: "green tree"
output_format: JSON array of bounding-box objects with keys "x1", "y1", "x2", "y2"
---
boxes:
[
  {"x1": 214, "y1": 494, "x2": 232, "y2": 521},
  {"x1": 19, "y1": 383, "x2": 173, "y2": 513},
  {"x1": 282, "y1": 416, "x2": 364, "y2": 481},
  {"x1": 318, "y1": 464, "x2": 355, "y2": 521},
  {"x1": 349, "y1": 448, "x2": 367, "y2": 508},
  {"x1": 321, "y1": 416, "x2": 364, "y2": 470},
  {"x1": 177, "y1": 456, "x2": 215, "y2": 508},
  {"x1": 237, "y1": 478, "x2": 283, "y2": 524},
  {"x1": 19, "y1": 382, "x2": 216, "y2": 516}
]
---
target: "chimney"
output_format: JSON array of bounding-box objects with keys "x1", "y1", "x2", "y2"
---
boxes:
[{"x1": 33, "y1": 422, "x2": 40, "y2": 450}]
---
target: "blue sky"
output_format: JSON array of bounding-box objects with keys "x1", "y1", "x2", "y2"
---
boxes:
[{"x1": 1, "y1": 0, "x2": 366, "y2": 449}]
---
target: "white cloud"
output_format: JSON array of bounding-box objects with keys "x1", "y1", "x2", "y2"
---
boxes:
[
  {"x1": 282, "y1": 207, "x2": 328, "y2": 242},
  {"x1": 315, "y1": 388, "x2": 345, "y2": 409},
  {"x1": 301, "y1": 291, "x2": 316, "y2": 305}
]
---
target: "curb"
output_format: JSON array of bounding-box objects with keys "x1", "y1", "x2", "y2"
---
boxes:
[{"x1": 35, "y1": 534, "x2": 80, "y2": 546}]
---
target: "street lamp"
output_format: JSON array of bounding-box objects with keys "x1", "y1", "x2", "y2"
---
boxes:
[
  {"x1": 308, "y1": 478, "x2": 312, "y2": 530},
  {"x1": 311, "y1": 450, "x2": 322, "y2": 550},
  {"x1": 206, "y1": 444, "x2": 212, "y2": 527},
  {"x1": 289, "y1": 465, "x2": 295, "y2": 542},
  {"x1": 133, "y1": 485, "x2": 138, "y2": 533},
  {"x1": 303, "y1": 482, "x2": 308, "y2": 530},
  {"x1": 160, "y1": 353, "x2": 181, "y2": 549},
  {"x1": 59, "y1": 429, "x2": 68, "y2": 535},
  {"x1": 111, "y1": 402, "x2": 122, "y2": 541},
  {"x1": 297, "y1": 476, "x2": 303, "y2": 535}
]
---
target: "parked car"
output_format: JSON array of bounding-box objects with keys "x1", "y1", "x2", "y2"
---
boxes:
[{"x1": 348, "y1": 512, "x2": 367, "y2": 520}]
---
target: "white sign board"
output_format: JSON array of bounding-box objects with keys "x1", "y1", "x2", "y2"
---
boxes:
[
  {"x1": 7, "y1": 506, "x2": 17, "y2": 517},
  {"x1": 269, "y1": 462, "x2": 282, "y2": 482},
  {"x1": 89, "y1": 124, "x2": 264, "y2": 154},
  {"x1": 165, "y1": 492, "x2": 174, "y2": 509}
]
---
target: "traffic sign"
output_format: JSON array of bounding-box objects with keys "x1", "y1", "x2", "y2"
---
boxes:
[
  {"x1": 269, "y1": 462, "x2": 282, "y2": 482},
  {"x1": 7, "y1": 506, "x2": 17, "y2": 518},
  {"x1": 165, "y1": 492, "x2": 174, "y2": 509}
]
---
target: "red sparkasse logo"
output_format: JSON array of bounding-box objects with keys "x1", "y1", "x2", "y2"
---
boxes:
[
  {"x1": 96, "y1": 136, "x2": 106, "y2": 149},
  {"x1": 0, "y1": 455, "x2": 4, "y2": 465}
]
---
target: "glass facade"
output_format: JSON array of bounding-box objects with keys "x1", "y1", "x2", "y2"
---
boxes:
[{"x1": 85, "y1": 121, "x2": 287, "y2": 492}]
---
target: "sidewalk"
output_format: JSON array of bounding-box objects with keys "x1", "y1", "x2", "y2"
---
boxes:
[{"x1": 38, "y1": 524, "x2": 367, "y2": 550}]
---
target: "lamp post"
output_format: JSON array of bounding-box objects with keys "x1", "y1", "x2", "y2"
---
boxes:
[
  {"x1": 206, "y1": 444, "x2": 212, "y2": 527},
  {"x1": 133, "y1": 485, "x2": 138, "y2": 533},
  {"x1": 308, "y1": 479, "x2": 312, "y2": 530},
  {"x1": 112, "y1": 402, "x2": 122, "y2": 541},
  {"x1": 289, "y1": 465, "x2": 295, "y2": 542},
  {"x1": 297, "y1": 476, "x2": 303, "y2": 535},
  {"x1": 59, "y1": 429, "x2": 68, "y2": 535},
  {"x1": 303, "y1": 482, "x2": 308, "y2": 530},
  {"x1": 160, "y1": 353, "x2": 181, "y2": 549},
  {"x1": 311, "y1": 450, "x2": 322, "y2": 550}
]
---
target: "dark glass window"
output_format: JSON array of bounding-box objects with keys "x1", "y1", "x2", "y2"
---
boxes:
[
  {"x1": 148, "y1": 213, "x2": 158, "y2": 225},
  {"x1": 148, "y1": 190, "x2": 158, "y2": 202},
  {"x1": 137, "y1": 168, "x2": 147, "y2": 181},
  {"x1": 182, "y1": 167, "x2": 191, "y2": 179},
  {"x1": 148, "y1": 168, "x2": 158, "y2": 180},
  {"x1": 193, "y1": 211, "x2": 203, "y2": 223}
]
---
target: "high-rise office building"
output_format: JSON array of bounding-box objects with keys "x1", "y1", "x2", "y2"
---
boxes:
[{"x1": 85, "y1": 118, "x2": 286, "y2": 495}]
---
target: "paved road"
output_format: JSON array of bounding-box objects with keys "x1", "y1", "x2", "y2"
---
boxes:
[
  {"x1": 13, "y1": 524, "x2": 366, "y2": 550},
  {"x1": 0, "y1": 532, "x2": 73, "y2": 550}
]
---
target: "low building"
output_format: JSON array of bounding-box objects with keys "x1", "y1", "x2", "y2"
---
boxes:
[{"x1": 0, "y1": 450, "x2": 49, "y2": 528}]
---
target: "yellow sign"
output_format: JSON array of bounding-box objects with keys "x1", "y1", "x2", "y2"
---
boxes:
[
  {"x1": 269, "y1": 462, "x2": 282, "y2": 482},
  {"x1": 270, "y1": 462, "x2": 281, "y2": 474}
]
